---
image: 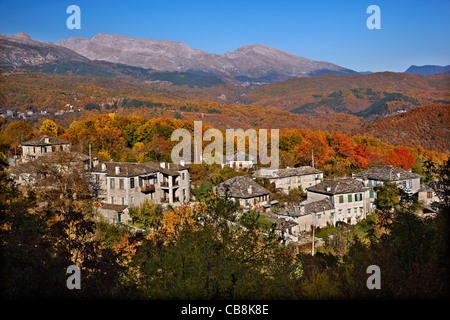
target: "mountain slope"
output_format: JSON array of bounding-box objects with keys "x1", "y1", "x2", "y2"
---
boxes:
[
  {"x1": 0, "y1": 32, "x2": 89, "y2": 66},
  {"x1": 353, "y1": 104, "x2": 450, "y2": 153},
  {"x1": 56, "y1": 33, "x2": 357, "y2": 83},
  {"x1": 405, "y1": 65, "x2": 450, "y2": 75},
  {"x1": 239, "y1": 72, "x2": 450, "y2": 119}
]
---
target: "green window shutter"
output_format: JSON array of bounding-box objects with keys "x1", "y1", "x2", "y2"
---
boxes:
[
  {"x1": 370, "y1": 190, "x2": 374, "y2": 198},
  {"x1": 348, "y1": 194, "x2": 352, "y2": 202},
  {"x1": 339, "y1": 195, "x2": 344, "y2": 203}
]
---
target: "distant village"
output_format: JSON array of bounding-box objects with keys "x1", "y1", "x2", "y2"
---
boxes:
[{"x1": 8, "y1": 134, "x2": 440, "y2": 245}]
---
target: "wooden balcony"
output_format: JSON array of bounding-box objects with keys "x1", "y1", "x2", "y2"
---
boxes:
[{"x1": 140, "y1": 184, "x2": 155, "y2": 193}]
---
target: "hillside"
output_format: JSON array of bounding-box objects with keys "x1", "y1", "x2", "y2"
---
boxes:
[
  {"x1": 239, "y1": 72, "x2": 450, "y2": 119},
  {"x1": 0, "y1": 70, "x2": 362, "y2": 133},
  {"x1": 353, "y1": 104, "x2": 450, "y2": 153}
]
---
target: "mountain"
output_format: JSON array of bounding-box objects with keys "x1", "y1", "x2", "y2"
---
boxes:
[
  {"x1": 0, "y1": 32, "x2": 88, "y2": 66},
  {"x1": 238, "y1": 72, "x2": 450, "y2": 119},
  {"x1": 353, "y1": 104, "x2": 450, "y2": 153},
  {"x1": 0, "y1": 33, "x2": 226, "y2": 88},
  {"x1": 404, "y1": 65, "x2": 450, "y2": 75},
  {"x1": 55, "y1": 33, "x2": 357, "y2": 83}
]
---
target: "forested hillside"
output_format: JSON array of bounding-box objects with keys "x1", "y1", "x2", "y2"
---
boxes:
[{"x1": 354, "y1": 104, "x2": 450, "y2": 153}]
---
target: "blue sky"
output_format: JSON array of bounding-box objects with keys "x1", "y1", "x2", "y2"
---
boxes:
[{"x1": 0, "y1": 0, "x2": 449, "y2": 72}]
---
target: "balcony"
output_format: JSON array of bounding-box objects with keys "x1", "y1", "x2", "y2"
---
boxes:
[
  {"x1": 140, "y1": 184, "x2": 155, "y2": 193},
  {"x1": 160, "y1": 181, "x2": 179, "y2": 188}
]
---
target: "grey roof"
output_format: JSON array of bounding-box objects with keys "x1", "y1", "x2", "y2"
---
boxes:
[
  {"x1": 90, "y1": 161, "x2": 188, "y2": 177},
  {"x1": 352, "y1": 165, "x2": 421, "y2": 181},
  {"x1": 253, "y1": 166, "x2": 322, "y2": 179},
  {"x1": 215, "y1": 176, "x2": 270, "y2": 199},
  {"x1": 306, "y1": 177, "x2": 368, "y2": 195},
  {"x1": 278, "y1": 198, "x2": 334, "y2": 217},
  {"x1": 302, "y1": 198, "x2": 334, "y2": 213},
  {"x1": 21, "y1": 135, "x2": 70, "y2": 146}
]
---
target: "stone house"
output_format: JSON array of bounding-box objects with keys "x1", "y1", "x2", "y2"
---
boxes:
[
  {"x1": 214, "y1": 175, "x2": 270, "y2": 210},
  {"x1": 306, "y1": 177, "x2": 375, "y2": 225},
  {"x1": 20, "y1": 135, "x2": 71, "y2": 162},
  {"x1": 352, "y1": 165, "x2": 421, "y2": 195},
  {"x1": 225, "y1": 151, "x2": 257, "y2": 169},
  {"x1": 89, "y1": 161, "x2": 190, "y2": 214},
  {"x1": 253, "y1": 166, "x2": 323, "y2": 194}
]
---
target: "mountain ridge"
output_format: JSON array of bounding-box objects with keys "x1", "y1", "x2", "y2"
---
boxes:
[{"x1": 55, "y1": 33, "x2": 358, "y2": 83}]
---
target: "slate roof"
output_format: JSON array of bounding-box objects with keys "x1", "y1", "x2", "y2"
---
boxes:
[
  {"x1": 215, "y1": 176, "x2": 270, "y2": 199},
  {"x1": 21, "y1": 135, "x2": 70, "y2": 146},
  {"x1": 277, "y1": 198, "x2": 334, "y2": 217},
  {"x1": 90, "y1": 161, "x2": 188, "y2": 177},
  {"x1": 306, "y1": 177, "x2": 368, "y2": 195},
  {"x1": 253, "y1": 166, "x2": 322, "y2": 179},
  {"x1": 352, "y1": 165, "x2": 421, "y2": 181}
]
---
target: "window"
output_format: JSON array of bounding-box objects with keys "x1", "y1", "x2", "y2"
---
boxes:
[
  {"x1": 427, "y1": 192, "x2": 433, "y2": 199},
  {"x1": 110, "y1": 178, "x2": 115, "y2": 189},
  {"x1": 403, "y1": 180, "x2": 407, "y2": 188},
  {"x1": 131, "y1": 196, "x2": 134, "y2": 205},
  {"x1": 360, "y1": 207, "x2": 363, "y2": 213},
  {"x1": 370, "y1": 190, "x2": 374, "y2": 198},
  {"x1": 359, "y1": 193, "x2": 363, "y2": 201},
  {"x1": 317, "y1": 214, "x2": 322, "y2": 219},
  {"x1": 130, "y1": 177, "x2": 135, "y2": 189},
  {"x1": 331, "y1": 212, "x2": 334, "y2": 218},
  {"x1": 110, "y1": 196, "x2": 114, "y2": 204},
  {"x1": 374, "y1": 180, "x2": 377, "y2": 186},
  {"x1": 119, "y1": 179, "x2": 124, "y2": 190},
  {"x1": 339, "y1": 195, "x2": 344, "y2": 203},
  {"x1": 409, "y1": 180, "x2": 413, "y2": 188},
  {"x1": 121, "y1": 197, "x2": 124, "y2": 205},
  {"x1": 338, "y1": 209, "x2": 342, "y2": 215},
  {"x1": 354, "y1": 194, "x2": 358, "y2": 201},
  {"x1": 347, "y1": 208, "x2": 351, "y2": 214},
  {"x1": 139, "y1": 177, "x2": 143, "y2": 187},
  {"x1": 348, "y1": 194, "x2": 352, "y2": 202},
  {"x1": 354, "y1": 207, "x2": 358, "y2": 214}
]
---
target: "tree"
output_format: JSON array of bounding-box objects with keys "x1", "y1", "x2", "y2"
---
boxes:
[
  {"x1": 128, "y1": 199, "x2": 163, "y2": 231},
  {"x1": 129, "y1": 194, "x2": 298, "y2": 299},
  {"x1": 40, "y1": 118, "x2": 59, "y2": 137}
]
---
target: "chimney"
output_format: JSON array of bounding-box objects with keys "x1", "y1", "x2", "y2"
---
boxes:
[
  {"x1": 115, "y1": 166, "x2": 120, "y2": 174},
  {"x1": 180, "y1": 159, "x2": 185, "y2": 166},
  {"x1": 44, "y1": 137, "x2": 50, "y2": 144},
  {"x1": 101, "y1": 163, "x2": 106, "y2": 171},
  {"x1": 326, "y1": 187, "x2": 331, "y2": 192},
  {"x1": 160, "y1": 162, "x2": 165, "y2": 168},
  {"x1": 248, "y1": 185, "x2": 253, "y2": 194}
]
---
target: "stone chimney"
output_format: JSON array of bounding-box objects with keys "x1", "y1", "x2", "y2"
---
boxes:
[
  {"x1": 44, "y1": 137, "x2": 50, "y2": 144},
  {"x1": 160, "y1": 162, "x2": 165, "y2": 168},
  {"x1": 101, "y1": 163, "x2": 106, "y2": 171},
  {"x1": 248, "y1": 185, "x2": 253, "y2": 195},
  {"x1": 115, "y1": 166, "x2": 120, "y2": 174}
]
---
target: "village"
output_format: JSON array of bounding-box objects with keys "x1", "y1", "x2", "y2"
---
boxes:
[{"x1": 8, "y1": 133, "x2": 440, "y2": 249}]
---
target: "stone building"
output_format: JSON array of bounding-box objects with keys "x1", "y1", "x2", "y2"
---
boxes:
[
  {"x1": 306, "y1": 177, "x2": 375, "y2": 225},
  {"x1": 89, "y1": 161, "x2": 190, "y2": 211},
  {"x1": 253, "y1": 166, "x2": 323, "y2": 194},
  {"x1": 20, "y1": 135, "x2": 71, "y2": 162},
  {"x1": 214, "y1": 175, "x2": 270, "y2": 210},
  {"x1": 225, "y1": 151, "x2": 257, "y2": 169},
  {"x1": 352, "y1": 165, "x2": 421, "y2": 195}
]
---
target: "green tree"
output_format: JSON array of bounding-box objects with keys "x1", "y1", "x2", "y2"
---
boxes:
[{"x1": 128, "y1": 199, "x2": 163, "y2": 230}]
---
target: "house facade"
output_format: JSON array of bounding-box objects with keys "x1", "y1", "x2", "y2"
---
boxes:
[
  {"x1": 225, "y1": 151, "x2": 257, "y2": 169},
  {"x1": 214, "y1": 175, "x2": 270, "y2": 210},
  {"x1": 89, "y1": 161, "x2": 190, "y2": 210},
  {"x1": 20, "y1": 135, "x2": 71, "y2": 162},
  {"x1": 306, "y1": 177, "x2": 375, "y2": 225},
  {"x1": 352, "y1": 165, "x2": 421, "y2": 195},
  {"x1": 253, "y1": 166, "x2": 323, "y2": 194}
]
